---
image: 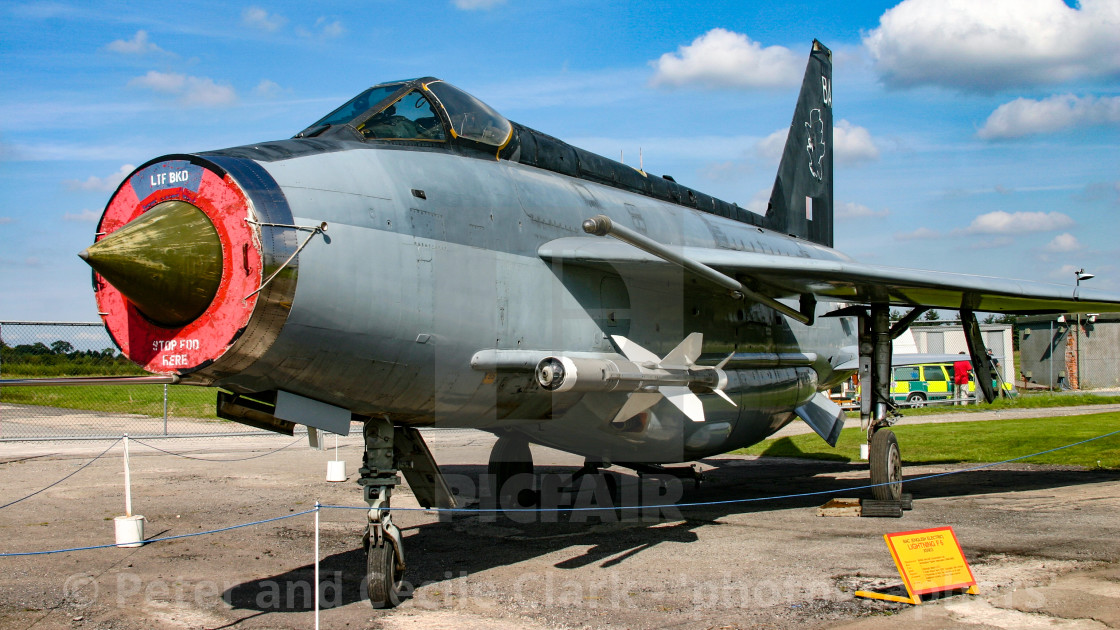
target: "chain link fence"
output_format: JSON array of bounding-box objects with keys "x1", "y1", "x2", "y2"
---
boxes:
[
  {"x1": 1018, "y1": 314, "x2": 1120, "y2": 391},
  {"x1": 0, "y1": 322, "x2": 273, "y2": 440}
]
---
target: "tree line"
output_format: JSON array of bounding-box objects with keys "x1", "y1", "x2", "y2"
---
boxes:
[{"x1": 0, "y1": 340, "x2": 145, "y2": 377}]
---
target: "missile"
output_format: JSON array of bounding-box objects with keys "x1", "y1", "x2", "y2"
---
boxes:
[{"x1": 535, "y1": 333, "x2": 734, "y2": 423}]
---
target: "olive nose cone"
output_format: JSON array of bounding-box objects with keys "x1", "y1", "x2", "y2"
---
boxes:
[{"x1": 80, "y1": 200, "x2": 223, "y2": 327}]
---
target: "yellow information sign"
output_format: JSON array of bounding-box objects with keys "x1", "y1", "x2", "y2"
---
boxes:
[{"x1": 855, "y1": 526, "x2": 978, "y2": 605}]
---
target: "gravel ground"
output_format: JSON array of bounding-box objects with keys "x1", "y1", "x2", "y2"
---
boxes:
[{"x1": 1, "y1": 408, "x2": 1118, "y2": 629}]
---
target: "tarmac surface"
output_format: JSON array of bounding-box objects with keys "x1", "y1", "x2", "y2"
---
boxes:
[{"x1": 0, "y1": 404, "x2": 1118, "y2": 629}]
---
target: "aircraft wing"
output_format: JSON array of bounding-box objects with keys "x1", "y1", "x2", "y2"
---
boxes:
[{"x1": 539, "y1": 236, "x2": 1120, "y2": 315}]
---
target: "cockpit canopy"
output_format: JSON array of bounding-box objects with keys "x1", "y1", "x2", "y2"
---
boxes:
[{"x1": 300, "y1": 78, "x2": 512, "y2": 148}]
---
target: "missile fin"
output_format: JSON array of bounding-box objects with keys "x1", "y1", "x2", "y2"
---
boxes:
[
  {"x1": 611, "y1": 392, "x2": 662, "y2": 424},
  {"x1": 661, "y1": 332, "x2": 703, "y2": 368},
  {"x1": 661, "y1": 386, "x2": 706, "y2": 422},
  {"x1": 715, "y1": 352, "x2": 734, "y2": 370},
  {"x1": 714, "y1": 388, "x2": 736, "y2": 407},
  {"x1": 611, "y1": 335, "x2": 661, "y2": 364}
]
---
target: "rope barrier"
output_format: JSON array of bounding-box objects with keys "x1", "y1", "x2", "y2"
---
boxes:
[
  {"x1": 0, "y1": 437, "x2": 122, "y2": 511},
  {"x1": 0, "y1": 428, "x2": 1115, "y2": 556},
  {"x1": 0, "y1": 508, "x2": 318, "y2": 557},
  {"x1": 130, "y1": 437, "x2": 303, "y2": 461},
  {"x1": 0, "y1": 436, "x2": 303, "y2": 512}
]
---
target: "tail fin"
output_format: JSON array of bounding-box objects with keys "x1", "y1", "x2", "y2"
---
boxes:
[{"x1": 765, "y1": 40, "x2": 833, "y2": 247}]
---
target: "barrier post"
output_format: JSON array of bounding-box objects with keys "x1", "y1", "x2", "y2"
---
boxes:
[{"x1": 314, "y1": 500, "x2": 320, "y2": 630}]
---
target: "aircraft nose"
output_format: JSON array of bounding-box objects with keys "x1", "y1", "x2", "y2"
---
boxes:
[{"x1": 79, "y1": 200, "x2": 223, "y2": 327}]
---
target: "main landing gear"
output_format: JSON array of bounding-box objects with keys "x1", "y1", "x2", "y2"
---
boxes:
[
  {"x1": 869, "y1": 427, "x2": 902, "y2": 501},
  {"x1": 859, "y1": 304, "x2": 904, "y2": 503}
]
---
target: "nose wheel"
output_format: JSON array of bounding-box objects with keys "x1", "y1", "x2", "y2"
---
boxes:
[{"x1": 366, "y1": 518, "x2": 405, "y2": 608}]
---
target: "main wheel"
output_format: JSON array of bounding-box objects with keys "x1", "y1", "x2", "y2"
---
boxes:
[
  {"x1": 869, "y1": 429, "x2": 902, "y2": 502},
  {"x1": 488, "y1": 435, "x2": 536, "y2": 509},
  {"x1": 367, "y1": 536, "x2": 405, "y2": 609}
]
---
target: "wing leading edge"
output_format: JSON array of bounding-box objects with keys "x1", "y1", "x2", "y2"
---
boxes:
[{"x1": 539, "y1": 236, "x2": 1120, "y2": 315}]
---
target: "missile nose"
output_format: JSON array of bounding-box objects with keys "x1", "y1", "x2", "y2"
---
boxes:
[{"x1": 80, "y1": 200, "x2": 224, "y2": 327}]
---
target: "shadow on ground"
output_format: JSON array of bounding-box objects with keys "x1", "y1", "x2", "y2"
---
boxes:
[{"x1": 224, "y1": 457, "x2": 1120, "y2": 612}]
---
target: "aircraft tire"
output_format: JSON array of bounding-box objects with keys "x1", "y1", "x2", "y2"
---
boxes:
[
  {"x1": 488, "y1": 435, "x2": 536, "y2": 509},
  {"x1": 367, "y1": 537, "x2": 405, "y2": 609},
  {"x1": 869, "y1": 429, "x2": 902, "y2": 502}
]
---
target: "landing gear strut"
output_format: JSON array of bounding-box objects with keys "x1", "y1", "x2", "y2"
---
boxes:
[
  {"x1": 860, "y1": 304, "x2": 904, "y2": 502},
  {"x1": 359, "y1": 418, "x2": 406, "y2": 608}
]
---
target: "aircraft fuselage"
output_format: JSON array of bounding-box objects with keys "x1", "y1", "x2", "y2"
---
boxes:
[{"x1": 173, "y1": 140, "x2": 857, "y2": 462}]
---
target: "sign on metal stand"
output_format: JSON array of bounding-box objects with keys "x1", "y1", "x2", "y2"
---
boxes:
[{"x1": 855, "y1": 526, "x2": 978, "y2": 605}]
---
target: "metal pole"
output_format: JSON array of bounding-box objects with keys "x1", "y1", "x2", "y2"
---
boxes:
[
  {"x1": 314, "y1": 501, "x2": 320, "y2": 630},
  {"x1": 1049, "y1": 320, "x2": 1053, "y2": 390},
  {"x1": 124, "y1": 434, "x2": 132, "y2": 517},
  {"x1": 163, "y1": 384, "x2": 168, "y2": 435}
]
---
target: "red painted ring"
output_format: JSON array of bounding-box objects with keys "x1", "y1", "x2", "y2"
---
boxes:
[{"x1": 95, "y1": 157, "x2": 262, "y2": 375}]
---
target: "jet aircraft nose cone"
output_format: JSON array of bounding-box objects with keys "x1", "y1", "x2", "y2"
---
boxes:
[{"x1": 80, "y1": 200, "x2": 224, "y2": 327}]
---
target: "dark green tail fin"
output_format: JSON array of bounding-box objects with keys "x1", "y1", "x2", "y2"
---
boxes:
[{"x1": 765, "y1": 40, "x2": 833, "y2": 247}]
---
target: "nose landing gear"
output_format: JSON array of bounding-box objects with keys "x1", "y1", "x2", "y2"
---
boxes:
[{"x1": 360, "y1": 418, "x2": 407, "y2": 608}]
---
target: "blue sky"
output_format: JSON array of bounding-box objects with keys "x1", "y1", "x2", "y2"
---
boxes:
[{"x1": 2, "y1": 0, "x2": 1118, "y2": 321}]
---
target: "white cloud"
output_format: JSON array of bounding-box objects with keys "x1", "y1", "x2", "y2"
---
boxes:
[
  {"x1": 650, "y1": 29, "x2": 801, "y2": 90},
  {"x1": 978, "y1": 94, "x2": 1120, "y2": 139},
  {"x1": 1049, "y1": 263, "x2": 1084, "y2": 281},
  {"x1": 960, "y1": 210, "x2": 1074, "y2": 235},
  {"x1": 0, "y1": 217, "x2": 14, "y2": 225},
  {"x1": 754, "y1": 129, "x2": 787, "y2": 162},
  {"x1": 834, "y1": 120, "x2": 879, "y2": 165},
  {"x1": 105, "y1": 30, "x2": 165, "y2": 55},
  {"x1": 1044, "y1": 233, "x2": 1083, "y2": 253},
  {"x1": 64, "y1": 164, "x2": 135, "y2": 192},
  {"x1": 130, "y1": 71, "x2": 185, "y2": 94},
  {"x1": 254, "y1": 79, "x2": 282, "y2": 99},
  {"x1": 895, "y1": 227, "x2": 942, "y2": 240},
  {"x1": 63, "y1": 209, "x2": 100, "y2": 223},
  {"x1": 836, "y1": 202, "x2": 889, "y2": 219},
  {"x1": 242, "y1": 7, "x2": 286, "y2": 32},
  {"x1": 297, "y1": 17, "x2": 346, "y2": 39},
  {"x1": 452, "y1": 0, "x2": 506, "y2": 9},
  {"x1": 863, "y1": 0, "x2": 1120, "y2": 91},
  {"x1": 128, "y1": 71, "x2": 237, "y2": 107},
  {"x1": 743, "y1": 187, "x2": 772, "y2": 215},
  {"x1": 753, "y1": 119, "x2": 878, "y2": 166}
]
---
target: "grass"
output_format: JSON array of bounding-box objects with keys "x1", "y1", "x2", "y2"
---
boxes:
[
  {"x1": 0, "y1": 384, "x2": 220, "y2": 419},
  {"x1": 850, "y1": 391, "x2": 1120, "y2": 418},
  {"x1": 735, "y1": 412, "x2": 1120, "y2": 469}
]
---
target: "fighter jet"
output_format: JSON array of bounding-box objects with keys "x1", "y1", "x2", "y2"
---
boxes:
[{"x1": 15, "y1": 40, "x2": 1120, "y2": 605}]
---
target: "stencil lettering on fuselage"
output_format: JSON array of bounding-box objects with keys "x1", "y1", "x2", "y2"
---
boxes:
[{"x1": 129, "y1": 160, "x2": 205, "y2": 200}]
